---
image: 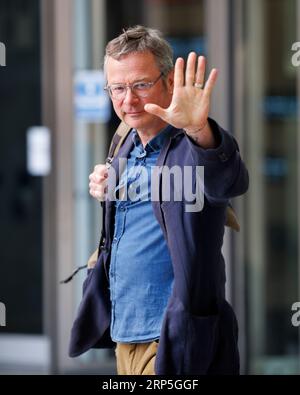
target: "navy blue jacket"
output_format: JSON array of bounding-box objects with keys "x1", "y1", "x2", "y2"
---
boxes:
[{"x1": 69, "y1": 118, "x2": 249, "y2": 374}]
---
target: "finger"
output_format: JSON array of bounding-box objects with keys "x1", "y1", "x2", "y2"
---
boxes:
[
  {"x1": 91, "y1": 172, "x2": 108, "y2": 183},
  {"x1": 89, "y1": 173, "x2": 99, "y2": 182},
  {"x1": 89, "y1": 175, "x2": 107, "y2": 192},
  {"x1": 144, "y1": 103, "x2": 168, "y2": 121},
  {"x1": 195, "y1": 56, "x2": 206, "y2": 86},
  {"x1": 91, "y1": 174, "x2": 108, "y2": 185},
  {"x1": 94, "y1": 164, "x2": 103, "y2": 172},
  {"x1": 90, "y1": 187, "x2": 100, "y2": 198},
  {"x1": 174, "y1": 57, "x2": 184, "y2": 88},
  {"x1": 185, "y1": 52, "x2": 197, "y2": 86},
  {"x1": 96, "y1": 174, "x2": 108, "y2": 181},
  {"x1": 94, "y1": 164, "x2": 107, "y2": 176},
  {"x1": 203, "y1": 68, "x2": 218, "y2": 97},
  {"x1": 91, "y1": 190, "x2": 106, "y2": 201},
  {"x1": 89, "y1": 180, "x2": 103, "y2": 191},
  {"x1": 90, "y1": 184, "x2": 106, "y2": 200},
  {"x1": 89, "y1": 173, "x2": 107, "y2": 183},
  {"x1": 90, "y1": 179, "x2": 106, "y2": 189}
]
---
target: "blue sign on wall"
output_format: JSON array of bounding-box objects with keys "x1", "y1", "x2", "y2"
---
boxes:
[{"x1": 74, "y1": 70, "x2": 111, "y2": 122}]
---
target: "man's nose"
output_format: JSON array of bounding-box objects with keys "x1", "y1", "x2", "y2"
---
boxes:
[{"x1": 123, "y1": 87, "x2": 139, "y2": 104}]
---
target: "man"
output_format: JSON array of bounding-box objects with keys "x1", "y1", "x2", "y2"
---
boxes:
[{"x1": 69, "y1": 25, "x2": 249, "y2": 375}]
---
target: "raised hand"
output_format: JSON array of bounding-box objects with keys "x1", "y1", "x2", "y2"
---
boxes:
[{"x1": 144, "y1": 52, "x2": 218, "y2": 136}]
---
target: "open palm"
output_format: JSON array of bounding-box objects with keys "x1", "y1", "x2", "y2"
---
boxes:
[{"x1": 144, "y1": 52, "x2": 218, "y2": 133}]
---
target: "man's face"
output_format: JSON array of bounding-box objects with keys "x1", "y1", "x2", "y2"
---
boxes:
[{"x1": 106, "y1": 51, "x2": 174, "y2": 134}]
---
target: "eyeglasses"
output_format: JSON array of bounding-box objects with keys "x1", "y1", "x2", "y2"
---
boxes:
[{"x1": 104, "y1": 73, "x2": 163, "y2": 100}]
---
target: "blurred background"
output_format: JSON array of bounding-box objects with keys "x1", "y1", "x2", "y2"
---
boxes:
[{"x1": 0, "y1": 0, "x2": 299, "y2": 375}]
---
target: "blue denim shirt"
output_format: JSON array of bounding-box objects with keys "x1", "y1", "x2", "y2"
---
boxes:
[{"x1": 109, "y1": 125, "x2": 174, "y2": 343}]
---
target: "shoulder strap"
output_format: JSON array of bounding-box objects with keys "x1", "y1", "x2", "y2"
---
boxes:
[
  {"x1": 96, "y1": 122, "x2": 132, "y2": 259},
  {"x1": 106, "y1": 122, "x2": 132, "y2": 164}
]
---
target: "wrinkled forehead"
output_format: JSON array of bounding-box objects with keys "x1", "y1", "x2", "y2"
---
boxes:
[{"x1": 105, "y1": 51, "x2": 160, "y2": 82}]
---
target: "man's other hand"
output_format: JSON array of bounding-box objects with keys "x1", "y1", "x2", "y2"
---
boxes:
[{"x1": 89, "y1": 164, "x2": 108, "y2": 201}]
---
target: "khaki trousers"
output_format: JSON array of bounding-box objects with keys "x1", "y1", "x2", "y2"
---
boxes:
[{"x1": 115, "y1": 341, "x2": 158, "y2": 375}]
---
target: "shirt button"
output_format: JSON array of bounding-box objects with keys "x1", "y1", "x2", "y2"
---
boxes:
[{"x1": 137, "y1": 153, "x2": 146, "y2": 159}]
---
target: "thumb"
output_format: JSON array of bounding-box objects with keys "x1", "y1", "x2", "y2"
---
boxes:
[{"x1": 144, "y1": 103, "x2": 167, "y2": 120}]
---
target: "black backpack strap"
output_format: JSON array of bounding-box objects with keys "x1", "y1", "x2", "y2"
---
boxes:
[{"x1": 97, "y1": 122, "x2": 132, "y2": 258}]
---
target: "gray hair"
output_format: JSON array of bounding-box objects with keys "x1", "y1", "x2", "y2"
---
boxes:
[{"x1": 104, "y1": 25, "x2": 174, "y2": 78}]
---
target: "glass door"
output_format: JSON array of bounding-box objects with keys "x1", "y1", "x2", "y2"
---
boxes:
[
  {"x1": 234, "y1": 0, "x2": 299, "y2": 374},
  {"x1": 0, "y1": 0, "x2": 46, "y2": 372}
]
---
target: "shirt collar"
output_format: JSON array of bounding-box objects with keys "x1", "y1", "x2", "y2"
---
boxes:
[{"x1": 132, "y1": 124, "x2": 174, "y2": 153}]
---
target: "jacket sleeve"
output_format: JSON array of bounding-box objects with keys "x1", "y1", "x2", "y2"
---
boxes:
[{"x1": 185, "y1": 117, "x2": 249, "y2": 206}]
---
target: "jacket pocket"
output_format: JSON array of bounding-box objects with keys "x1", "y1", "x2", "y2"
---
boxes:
[
  {"x1": 183, "y1": 311, "x2": 219, "y2": 374},
  {"x1": 155, "y1": 296, "x2": 219, "y2": 375}
]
